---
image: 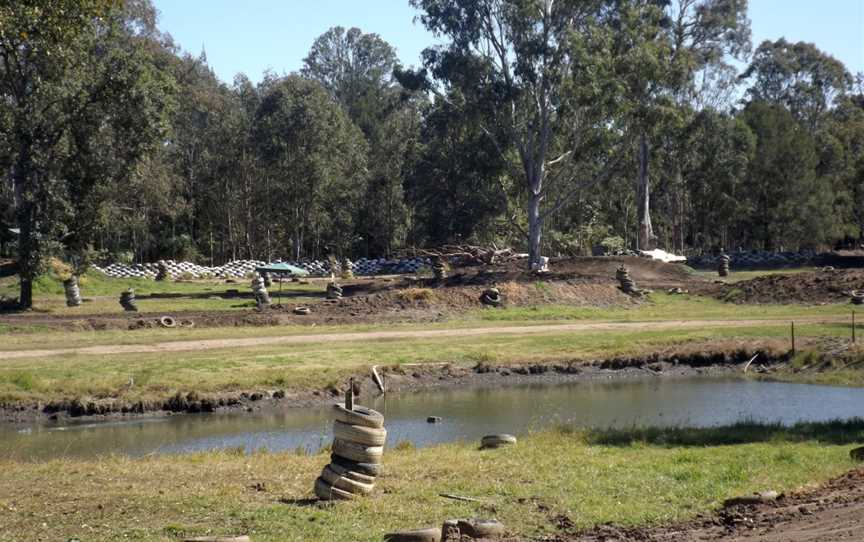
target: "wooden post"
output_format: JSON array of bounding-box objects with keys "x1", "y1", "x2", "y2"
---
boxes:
[
  {"x1": 790, "y1": 321, "x2": 796, "y2": 355},
  {"x1": 853, "y1": 312, "x2": 857, "y2": 343},
  {"x1": 345, "y1": 378, "x2": 354, "y2": 411}
]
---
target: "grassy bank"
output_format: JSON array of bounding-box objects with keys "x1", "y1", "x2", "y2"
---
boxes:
[
  {"x1": 0, "y1": 423, "x2": 859, "y2": 542},
  {"x1": 0, "y1": 321, "x2": 848, "y2": 405}
]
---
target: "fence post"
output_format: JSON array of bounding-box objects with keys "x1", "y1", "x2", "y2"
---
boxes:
[
  {"x1": 790, "y1": 321, "x2": 796, "y2": 355},
  {"x1": 853, "y1": 312, "x2": 857, "y2": 343}
]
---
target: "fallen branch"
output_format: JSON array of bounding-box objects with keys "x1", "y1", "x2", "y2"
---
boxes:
[
  {"x1": 439, "y1": 493, "x2": 483, "y2": 503},
  {"x1": 743, "y1": 353, "x2": 759, "y2": 373},
  {"x1": 371, "y1": 365, "x2": 385, "y2": 394}
]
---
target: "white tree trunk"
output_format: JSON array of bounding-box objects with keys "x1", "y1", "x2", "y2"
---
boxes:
[{"x1": 637, "y1": 133, "x2": 656, "y2": 251}]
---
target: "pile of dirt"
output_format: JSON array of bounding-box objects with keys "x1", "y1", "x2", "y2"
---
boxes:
[
  {"x1": 0, "y1": 256, "x2": 700, "y2": 332},
  {"x1": 567, "y1": 467, "x2": 864, "y2": 541},
  {"x1": 717, "y1": 269, "x2": 864, "y2": 305}
]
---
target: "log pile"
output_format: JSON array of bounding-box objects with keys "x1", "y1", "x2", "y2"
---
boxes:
[{"x1": 416, "y1": 245, "x2": 524, "y2": 267}]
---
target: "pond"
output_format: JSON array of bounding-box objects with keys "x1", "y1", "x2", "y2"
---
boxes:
[{"x1": 3, "y1": 376, "x2": 863, "y2": 461}]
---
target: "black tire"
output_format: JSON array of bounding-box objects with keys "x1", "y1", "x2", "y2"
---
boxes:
[
  {"x1": 314, "y1": 477, "x2": 354, "y2": 501},
  {"x1": 480, "y1": 434, "x2": 517, "y2": 449},
  {"x1": 330, "y1": 453, "x2": 383, "y2": 477}
]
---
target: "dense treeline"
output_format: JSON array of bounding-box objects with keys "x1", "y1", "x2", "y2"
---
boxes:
[{"x1": 1, "y1": 0, "x2": 863, "y2": 307}]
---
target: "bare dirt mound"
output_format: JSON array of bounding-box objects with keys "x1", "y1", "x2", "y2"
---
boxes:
[
  {"x1": 567, "y1": 467, "x2": 864, "y2": 541},
  {"x1": 718, "y1": 269, "x2": 864, "y2": 305},
  {"x1": 0, "y1": 256, "x2": 698, "y2": 332}
]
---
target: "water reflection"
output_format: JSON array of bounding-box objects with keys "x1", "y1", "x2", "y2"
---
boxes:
[{"x1": 3, "y1": 377, "x2": 863, "y2": 460}]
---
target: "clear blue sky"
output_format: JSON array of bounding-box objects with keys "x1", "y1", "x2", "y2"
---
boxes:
[{"x1": 153, "y1": 0, "x2": 864, "y2": 85}]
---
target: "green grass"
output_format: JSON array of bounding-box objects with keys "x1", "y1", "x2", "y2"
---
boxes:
[
  {"x1": 0, "y1": 423, "x2": 858, "y2": 541},
  {"x1": 473, "y1": 291, "x2": 853, "y2": 322},
  {"x1": 0, "y1": 320, "x2": 850, "y2": 404},
  {"x1": 0, "y1": 270, "x2": 322, "y2": 315}
]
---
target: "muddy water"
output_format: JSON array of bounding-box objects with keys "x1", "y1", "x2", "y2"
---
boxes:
[{"x1": 3, "y1": 377, "x2": 864, "y2": 460}]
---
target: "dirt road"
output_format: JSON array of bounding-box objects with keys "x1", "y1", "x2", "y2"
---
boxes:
[{"x1": 2, "y1": 317, "x2": 840, "y2": 359}]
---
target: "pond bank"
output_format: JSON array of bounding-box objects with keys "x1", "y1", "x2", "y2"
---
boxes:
[{"x1": 0, "y1": 344, "x2": 786, "y2": 425}]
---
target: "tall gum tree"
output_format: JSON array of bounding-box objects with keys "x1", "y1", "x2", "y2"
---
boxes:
[{"x1": 409, "y1": 0, "x2": 644, "y2": 269}]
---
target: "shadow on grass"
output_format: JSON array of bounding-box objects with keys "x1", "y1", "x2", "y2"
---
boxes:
[{"x1": 572, "y1": 418, "x2": 864, "y2": 447}]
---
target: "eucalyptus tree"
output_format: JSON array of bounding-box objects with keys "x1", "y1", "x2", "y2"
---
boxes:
[
  {"x1": 742, "y1": 39, "x2": 852, "y2": 127},
  {"x1": 626, "y1": 0, "x2": 751, "y2": 250},
  {"x1": 252, "y1": 76, "x2": 368, "y2": 259},
  {"x1": 408, "y1": 0, "x2": 655, "y2": 269},
  {"x1": 0, "y1": 0, "x2": 173, "y2": 307}
]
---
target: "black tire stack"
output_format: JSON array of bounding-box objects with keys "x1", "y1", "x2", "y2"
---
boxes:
[
  {"x1": 63, "y1": 277, "x2": 82, "y2": 307},
  {"x1": 326, "y1": 281, "x2": 343, "y2": 300},
  {"x1": 315, "y1": 403, "x2": 387, "y2": 501},
  {"x1": 155, "y1": 260, "x2": 169, "y2": 281},
  {"x1": 615, "y1": 265, "x2": 640, "y2": 295},
  {"x1": 119, "y1": 288, "x2": 138, "y2": 311},
  {"x1": 718, "y1": 253, "x2": 731, "y2": 277},
  {"x1": 432, "y1": 256, "x2": 448, "y2": 281}
]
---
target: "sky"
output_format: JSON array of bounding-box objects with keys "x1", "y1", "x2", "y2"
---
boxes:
[{"x1": 152, "y1": 0, "x2": 864, "y2": 85}]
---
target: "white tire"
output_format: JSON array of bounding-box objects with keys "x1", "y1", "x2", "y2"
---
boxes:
[
  {"x1": 332, "y1": 438, "x2": 383, "y2": 464},
  {"x1": 320, "y1": 465, "x2": 375, "y2": 495},
  {"x1": 332, "y1": 404, "x2": 384, "y2": 429},
  {"x1": 333, "y1": 420, "x2": 387, "y2": 446}
]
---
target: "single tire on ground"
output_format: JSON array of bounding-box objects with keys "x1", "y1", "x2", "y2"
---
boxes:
[
  {"x1": 330, "y1": 453, "x2": 383, "y2": 477},
  {"x1": 480, "y1": 434, "x2": 517, "y2": 449},
  {"x1": 332, "y1": 438, "x2": 384, "y2": 464},
  {"x1": 851, "y1": 290, "x2": 864, "y2": 305},
  {"x1": 320, "y1": 465, "x2": 375, "y2": 495},
  {"x1": 326, "y1": 460, "x2": 376, "y2": 484},
  {"x1": 333, "y1": 420, "x2": 387, "y2": 446},
  {"x1": 332, "y1": 403, "x2": 385, "y2": 429},
  {"x1": 159, "y1": 316, "x2": 177, "y2": 328},
  {"x1": 293, "y1": 306, "x2": 311, "y2": 315},
  {"x1": 383, "y1": 527, "x2": 442, "y2": 542},
  {"x1": 314, "y1": 477, "x2": 354, "y2": 501},
  {"x1": 457, "y1": 519, "x2": 506, "y2": 539}
]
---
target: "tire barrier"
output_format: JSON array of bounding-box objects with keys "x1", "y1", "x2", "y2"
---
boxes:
[
  {"x1": 315, "y1": 402, "x2": 387, "y2": 501},
  {"x1": 479, "y1": 288, "x2": 502, "y2": 306},
  {"x1": 480, "y1": 434, "x2": 517, "y2": 449},
  {"x1": 93, "y1": 257, "x2": 437, "y2": 280},
  {"x1": 293, "y1": 306, "x2": 311, "y2": 315},
  {"x1": 250, "y1": 273, "x2": 270, "y2": 309},
  {"x1": 155, "y1": 260, "x2": 169, "y2": 281},
  {"x1": 326, "y1": 281, "x2": 343, "y2": 300},
  {"x1": 63, "y1": 277, "x2": 82, "y2": 307},
  {"x1": 341, "y1": 258, "x2": 354, "y2": 280},
  {"x1": 615, "y1": 265, "x2": 642, "y2": 296},
  {"x1": 851, "y1": 290, "x2": 864, "y2": 305},
  {"x1": 119, "y1": 289, "x2": 138, "y2": 312},
  {"x1": 718, "y1": 253, "x2": 731, "y2": 277}
]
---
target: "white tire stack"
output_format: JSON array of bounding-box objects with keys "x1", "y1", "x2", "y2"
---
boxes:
[{"x1": 314, "y1": 404, "x2": 387, "y2": 501}]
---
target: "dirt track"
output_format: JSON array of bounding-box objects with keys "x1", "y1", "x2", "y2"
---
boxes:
[
  {"x1": 2, "y1": 317, "x2": 841, "y2": 359},
  {"x1": 568, "y1": 467, "x2": 864, "y2": 541}
]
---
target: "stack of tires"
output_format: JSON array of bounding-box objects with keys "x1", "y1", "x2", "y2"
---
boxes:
[{"x1": 315, "y1": 403, "x2": 387, "y2": 501}]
